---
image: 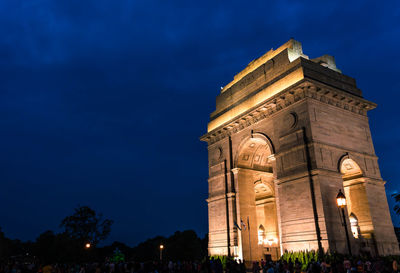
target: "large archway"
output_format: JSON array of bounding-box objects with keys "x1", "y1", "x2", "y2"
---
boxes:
[
  {"x1": 233, "y1": 135, "x2": 280, "y2": 261},
  {"x1": 339, "y1": 156, "x2": 375, "y2": 253}
]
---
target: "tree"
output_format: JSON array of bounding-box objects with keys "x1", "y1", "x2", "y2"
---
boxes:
[
  {"x1": 393, "y1": 193, "x2": 400, "y2": 215},
  {"x1": 164, "y1": 230, "x2": 203, "y2": 261},
  {"x1": 131, "y1": 236, "x2": 166, "y2": 261},
  {"x1": 0, "y1": 227, "x2": 28, "y2": 261},
  {"x1": 130, "y1": 230, "x2": 205, "y2": 262},
  {"x1": 98, "y1": 241, "x2": 133, "y2": 261},
  {"x1": 60, "y1": 206, "x2": 113, "y2": 246},
  {"x1": 0, "y1": 227, "x2": 5, "y2": 259},
  {"x1": 35, "y1": 230, "x2": 57, "y2": 263}
]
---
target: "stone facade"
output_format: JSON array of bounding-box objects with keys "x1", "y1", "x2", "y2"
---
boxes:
[{"x1": 200, "y1": 39, "x2": 399, "y2": 261}]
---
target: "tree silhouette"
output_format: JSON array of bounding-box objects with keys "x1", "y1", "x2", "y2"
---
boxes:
[
  {"x1": 0, "y1": 227, "x2": 6, "y2": 259},
  {"x1": 130, "y1": 230, "x2": 206, "y2": 261},
  {"x1": 393, "y1": 193, "x2": 400, "y2": 215},
  {"x1": 35, "y1": 230, "x2": 57, "y2": 263},
  {"x1": 60, "y1": 205, "x2": 113, "y2": 246}
]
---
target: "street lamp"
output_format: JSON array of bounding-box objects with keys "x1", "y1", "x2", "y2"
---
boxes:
[
  {"x1": 336, "y1": 189, "x2": 352, "y2": 256},
  {"x1": 85, "y1": 243, "x2": 91, "y2": 249},
  {"x1": 159, "y1": 244, "x2": 164, "y2": 261}
]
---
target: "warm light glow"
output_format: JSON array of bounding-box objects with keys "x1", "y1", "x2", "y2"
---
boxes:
[
  {"x1": 160, "y1": 244, "x2": 164, "y2": 249},
  {"x1": 340, "y1": 158, "x2": 363, "y2": 180},
  {"x1": 351, "y1": 225, "x2": 359, "y2": 238},
  {"x1": 85, "y1": 243, "x2": 91, "y2": 249},
  {"x1": 349, "y1": 216, "x2": 358, "y2": 224},
  {"x1": 337, "y1": 197, "x2": 346, "y2": 207},
  {"x1": 207, "y1": 68, "x2": 305, "y2": 132},
  {"x1": 349, "y1": 214, "x2": 359, "y2": 238},
  {"x1": 258, "y1": 227, "x2": 265, "y2": 245},
  {"x1": 262, "y1": 237, "x2": 279, "y2": 246},
  {"x1": 336, "y1": 190, "x2": 346, "y2": 208}
]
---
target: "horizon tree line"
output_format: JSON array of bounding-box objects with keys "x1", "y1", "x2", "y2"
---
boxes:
[{"x1": 0, "y1": 205, "x2": 207, "y2": 263}]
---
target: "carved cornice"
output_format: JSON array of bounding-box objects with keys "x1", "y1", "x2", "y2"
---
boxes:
[{"x1": 200, "y1": 81, "x2": 376, "y2": 145}]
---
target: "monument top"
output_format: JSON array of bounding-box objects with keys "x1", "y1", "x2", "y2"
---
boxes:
[
  {"x1": 221, "y1": 39, "x2": 307, "y2": 93},
  {"x1": 205, "y1": 39, "x2": 363, "y2": 133},
  {"x1": 221, "y1": 39, "x2": 342, "y2": 94}
]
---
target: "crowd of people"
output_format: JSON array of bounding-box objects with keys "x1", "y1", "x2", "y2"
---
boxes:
[
  {"x1": 250, "y1": 257, "x2": 399, "y2": 273},
  {"x1": 0, "y1": 256, "x2": 400, "y2": 273}
]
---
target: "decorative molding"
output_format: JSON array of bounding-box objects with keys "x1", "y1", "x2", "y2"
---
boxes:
[{"x1": 200, "y1": 81, "x2": 376, "y2": 145}]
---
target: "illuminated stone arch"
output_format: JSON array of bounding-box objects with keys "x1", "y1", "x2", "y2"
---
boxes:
[
  {"x1": 232, "y1": 132, "x2": 280, "y2": 261},
  {"x1": 254, "y1": 179, "x2": 275, "y2": 200},
  {"x1": 234, "y1": 132, "x2": 275, "y2": 172},
  {"x1": 338, "y1": 154, "x2": 364, "y2": 180},
  {"x1": 338, "y1": 153, "x2": 374, "y2": 242}
]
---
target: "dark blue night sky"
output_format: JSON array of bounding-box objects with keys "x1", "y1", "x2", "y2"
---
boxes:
[{"x1": 1, "y1": 0, "x2": 400, "y2": 246}]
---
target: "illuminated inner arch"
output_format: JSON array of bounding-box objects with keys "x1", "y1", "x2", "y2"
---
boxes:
[
  {"x1": 339, "y1": 157, "x2": 372, "y2": 239},
  {"x1": 254, "y1": 181, "x2": 274, "y2": 201},
  {"x1": 235, "y1": 136, "x2": 280, "y2": 260},
  {"x1": 236, "y1": 138, "x2": 273, "y2": 172},
  {"x1": 340, "y1": 158, "x2": 363, "y2": 180}
]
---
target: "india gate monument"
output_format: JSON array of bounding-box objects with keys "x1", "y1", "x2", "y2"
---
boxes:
[{"x1": 200, "y1": 39, "x2": 399, "y2": 261}]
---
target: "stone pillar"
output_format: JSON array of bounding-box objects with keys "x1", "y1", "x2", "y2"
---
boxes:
[
  {"x1": 235, "y1": 168, "x2": 259, "y2": 262},
  {"x1": 364, "y1": 178, "x2": 399, "y2": 255},
  {"x1": 232, "y1": 168, "x2": 243, "y2": 260},
  {"x1": 343, "y1": 178, "x2": 374, "y2": 239},
  {"x1": 312, "y1": 170, "x2": 357, "y2": 255}
]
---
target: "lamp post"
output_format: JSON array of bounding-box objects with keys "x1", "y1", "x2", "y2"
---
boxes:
[
  {"x1": 159, "y1": 244, "x2": 164, "y2": 261},
  {"x1": 336, "y1": 189, "x2": 352, "y2": 256},
  {"x1": 85, "y1": 243, "x2": 91, "y2": 249}
]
